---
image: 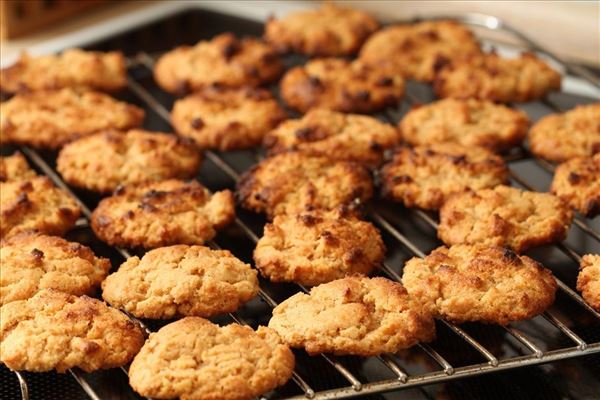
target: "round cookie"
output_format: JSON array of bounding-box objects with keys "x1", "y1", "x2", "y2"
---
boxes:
[
  {"x1": 1, "y1": 176, "x2": 81, "y2": 239},
  {"x1": 236, "y1": 152, "x2": 373, "y2": 219},
  {"x1": 0, "y1": 289, "x2": 144, "y2": 372},
  {"x1": 171, "y1": 88, "x2": 287, "y2": 151},
  {"x1": 529, "y1": 103, "x2": 600, "y2": 162},
  {"x1": 1, "y1": 233, "x2": 111, "y2": 306},
  {"x1": 434, "y1": 52, "x2": 561, "y2": 103},
  {"x1": 263, "y1": 108, "x2": 401, "y2": 166},
  {"x1": 254, "y1": 209, "x2": 385, "y2": 286},
  {"x1": 381, "y1": 143, "x2": 509, "y2": 210},
  {"x1": 399, "y1": 98, "x2": 530, "y2": 152},
  {"x1": 268, "y1": 276, "x2": 435, "y2": 356},
  {"x1": 402, "y1": 244, "x2": 557, "y2": 324},
  {"x1": 0, "y1": 49, "x2": 126, "y2": 94},
  {"x1": 0, "y1": 88, "x2": 145, "y2": 149},
  {"x1": 280, "y1": 58, "x2": 404, "y2": 113},
  {"x1": 102, "y1": 245, "x2": 258, "y2": 319},
  {"x1": 0, "y1": 152, "x2": 36, "y2": 182},
  {"x1": 359, "y1": 20, "x2": 482, "y2": 82},
  {"x1": 57, "y1": 129, "x2": 201, "y2": 193},
  {"x1": 438, "y1": 185, "x2": 573, "y2": 253},
  {"x1": 128, "y1": 317, "x2": 294, "y2": 400},
  {"x1": 154, "y1": 33, "x2": 283, "y2": 95},
  {"x1": 551, "y1": 154, "x2": 600, "y2": 217},
  {"x1": 577, "y1": 254, "x2": 600, "y2": 312},
  {"x1": 264, "y1": 3, "x2": 379, "y2": 56},
  {"x1": 91, "y1": 179, "x2": 235, "y2": 249}
]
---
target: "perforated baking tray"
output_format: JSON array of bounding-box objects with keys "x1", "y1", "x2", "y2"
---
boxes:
[{"x1": 1, "y1": 6, "x2": 599, "y2": 400}]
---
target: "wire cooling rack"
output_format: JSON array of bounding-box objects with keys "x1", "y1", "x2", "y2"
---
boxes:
[{"x1": 2, "y1": 8, "x2": 599, "y2": 400}]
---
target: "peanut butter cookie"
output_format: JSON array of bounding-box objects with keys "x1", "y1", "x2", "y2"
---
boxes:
[
  {"x1": 551, "y1": 154, "x2": 600, "y2": 217},
  {"x1": 0, "y1": 152, "x2": 36, "y2": 182},
  {"x1": 577, "y1": 254, "x2": 600, "y2": 312}
]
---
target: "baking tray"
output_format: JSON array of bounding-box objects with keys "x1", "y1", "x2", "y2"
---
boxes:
[{"x1": 1, "y1": 6, "x2": 599, "y2": 400}]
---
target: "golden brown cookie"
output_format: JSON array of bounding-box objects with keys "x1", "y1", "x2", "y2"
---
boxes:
[
  {"x1": 0, "y1": 233, "x2": 110, "y2": 306},
  {"x1": 154, "y1": 33, "x2": 283, "y2": 95},
  {"x1": 264, "y1": 3, "x2": 379, "y2": 56},
  {"x1": 0, "y1": 88, "x2": 144, "y2": 149},
  {"x1": 1, "y1": 177, "x2": 81, "y2": 239},
  {"x1": 359, "y1": 20, "x2": 481, "y2": 82},
  {"x1": 171, "y1": 88, "x2": 287, "y2": 151},
  {"x1": 236, "y1": 152, "x2": 373, "y2": 219},
  {"x1": 0, "y1": 289, "x2": 144, "y2": 372},
  {"x1": 399, "y1": 98, "x2": 530, "y2": 152},
  {"x1": 57, "y1": 129, "x2": 201, "y2": 194},
  {"x1": 577, "y1": 254, "x2": 600, "y2": 312},
  {"x1": 263, "y1": 108, "x2": 401, "y2": 166},
  {"x1": 434, "y1": 52, "x2": 561, "y2": 103},
  {"x1": 402, "y1": 244, "x2": 557, "y2": 324},
  {"x1": 128, "y1": 317, "x2": 294, "y2": 400},
  {"x1": 91, "y1": 179, "x2": 234, "y2": 249},
  {"x1": 280, "y1": 58, "x2": 404, "y2": 113},
  {"x1": 0, "y1": 152, "x2": 36, "y2": 182},
  {"x1": 551, "y1": 154, "x2": 600, "y2": 217},
  {"x1": 268, "y1": 276, "x2": 435, "y2": 356},
  {"x1": 0, "y1": 49, "x2": 126, "y2": 94},
  {"x1": 102, "y1": 245, "x2": 258, "y2": 319},
  {"x1": 381, "y1": 143, "x2": 509, "y2": 210},
  {"x1": 254, "y1": 209, "x2": 385, "y2": 286},
  {"x1": 438, "y1": 185, "x2": 573, "y2": 253},
  {"x1": 529, "y1": 103, "x2": 600, "y2": 162}
]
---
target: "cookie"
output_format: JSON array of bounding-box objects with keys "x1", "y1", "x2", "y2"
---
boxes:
[
  {"x1": 551, "y1": 154, "x2": 600, "y2": 217},
  {"x1": 102, "y1": 245, "x2": 258, "y2": 319},
  {"x1": 1, "y1": 177, "x2": 81, "y2": 239},
  {"x1": 0, "y1": 233, "x2": 110, "y2": 306},
  {"x1": 263, "y1": 108, "x2": 401, "y2": 166},
  {"x1": 438, "y1": 185, "x2": 573, "y2": 253},
  {"x1": 434, "y1": 52, "x2": 561, "y2": 103},
  {"x1": 0, "y1": 88, "x2": 144, "y2": 149},
  {"x1": 254, "y1": 209, "x2": 385, "y2": 286},
  {"x1": 577, "y1": 254, "x2": 600, "y2": 312},
  {"x1": 381, "y1": 143, "x2": 509, "y2": 210},
  {"x1": 0, "y1": 152, "x2": 36, "y2": 182},
  {"x1": 0, "y1": 49, "x2": 126, "y2": 94},
  {"x1": 57, "y1": 129, "x2": 201, "y2": 194},
  {"x1": 0, "y1": 289, "x2": 144, "y2": 372},
  {"x1": 129, "y1": 317, "x2": 294, "y2": 400},
  {"x1": 268, "y1": 276, "x2": 435, "y2": 356},
  {"x1": 264, "y1": 3, "x2": 379, "y2": 56},
  {"x1": 359, "y1": 20, "x2": 481, "y2": 82},
  {"x1": 399, "y1": 98, "x2": 530, "y2": 152},
  {"x1": 529, "y1": 103, "x2": 600, "y2": 162},
  {"x1": 402, "y1": 245, "x2": 557, "y2": 324},
  {"x1": 154, "y1": 33, "x2": 283, "y2": 95},
  {"x1": 236, "y1": 152, "x2": 373, "y2": 219},
  {"x1": 91, "y1": 179, "x2": 235, "y2": 249},
  {"x1": 280, "y1": 58, "x2": 404, "y2": 113},
  {"x1": 171, "y1": 88, "x2": 287, "y2": 151}
]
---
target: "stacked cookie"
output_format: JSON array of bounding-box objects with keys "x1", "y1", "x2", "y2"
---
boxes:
[{"x1": 1, "y1": 3, "x2": 597, "y2": 400}]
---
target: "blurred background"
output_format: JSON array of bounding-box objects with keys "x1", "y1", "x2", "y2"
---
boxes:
[{"x1": 1, "y1": 0, "x2": 598, "y2": 69}]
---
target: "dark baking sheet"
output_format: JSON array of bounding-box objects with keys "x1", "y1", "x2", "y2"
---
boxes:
[{"x1": 1, "y1": 7, "x2": 599, "y2": 400}]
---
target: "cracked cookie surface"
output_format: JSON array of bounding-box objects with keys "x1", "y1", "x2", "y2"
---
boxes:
[
  {"x1": 551, "y1": 154, "x2": 600, "y2": 217},
  {"x1": 264, "y1": 108, "x2": 401, "y2": 166},
  {"x1": 381, "y1": 143, "x2": 508, "y2": 210},
  {"x1": 402, "y1": 245, "x2": 557, "y2": 324},
  {"x1": 0, "y1": 88, "x2": 144, "y2": 149},
  {"x1": 91, "y1": 179, "x2": 235, "y2": 249},
  {"x1": 102, "y1": 245, "x2": 258, "y2": 319},
  {"x1": 1, "y1": 233, "x2": 110, "y2": 306},
  {"x1": 438, "y1": 185, "x2": 573, "y2": 253},
  {"x1": 128, "y1": 317, "x2": 294, "y2": 400},
  {"x1": 57, "y1": 129, "x2": 201, "y2": 193},
  {"x1": 254, "y1": 209, "x2": 385, "y2": 286},
  {"x1": 0, "y1": 289, "x2": 144, "y2": 372},
  {"x1": 268, "y1": 276, "x2": 435, "y2": 355}
]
